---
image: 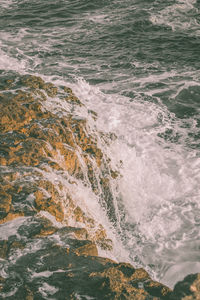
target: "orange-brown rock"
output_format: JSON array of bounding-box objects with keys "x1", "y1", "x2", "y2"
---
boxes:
[
  {"x1": 57, "y1": 226, "x2": 89, "y2": 240},
  {"x1": 3, "y1": 74, "x2": 173, "y2": 299},
  {"x1": 110, "y1": 170, "x2": 119, "y2": 179},
  {"x1": 0, "y1": 212, "x2": 24, "y2": 225},
  {"x1": 74, "y1": 241, "x2": 98, "y2": 257},
  {"x1": 72, "y1": 227, "x2": 88, "y2": 240},
  {"x1": 21, "y1": 75, "x2": 58, "y2": 97},
  {"x1": 0, "y1": 73, "x2": 118, "y2": 256},
  {"x1": 0, "y1": 240, "x2": 8, "y2": 259},
  {"x1": 65, "y1": 95, "x2": 83, "y2": 106},
  {"x1": 0, "y1": 188, "x2": 12, "y2": 218},
  {"x1": 35, "y1": 226, "x2": 57, "y2": 237},
  {"x1": 34, "y1": 189, "x2": 64, "y2": 222},
  {"x1": 0, "y1": 276, "x2": 5, "y2": 292},
  {"x1": 90, "y1": 263, "x2": 172, "y2": 299},
  {"x1": 1, "y1": 73, "x2": 200, "y2": 299}
]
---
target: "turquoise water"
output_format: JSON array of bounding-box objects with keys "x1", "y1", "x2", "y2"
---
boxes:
[{"x1": 1, "y1": 0, "x2": 200, "y2": 289}]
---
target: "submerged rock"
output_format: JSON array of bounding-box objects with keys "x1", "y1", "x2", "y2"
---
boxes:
[{"x1": 0, "y1": 73, "x2": 198, "y2": 299}]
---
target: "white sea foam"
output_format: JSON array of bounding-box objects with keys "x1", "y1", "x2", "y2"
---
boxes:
[
  {"x1": 0, "y1": 64, "x2": 199, "y2": 287},
  {"x1": 71, "y1": 77, "x2": 200, "y2": 286},
  {"x1": 162, "y1": 261, "x2": 200, "y2": 288},
  {"x1": 0, "y1": 216, "x2": 28, "y2": 240},
  {"x1": 85, "y1": 13, "x2": 109, "y2": 24},
  {"x1": 0, "y1": 0, "x2": 199, "y2": 291},
  {"x1": 1, "y1": 69, "x2": 196, "y2": 285},
  {"x1": 39, "y1": 282, "x2": 59, "y2": 299},
  {"x1": 0, "y1": 29, "x2": 44, "y2": 73},
  {"x1": 0, "y1": 48, "x2": 26, "y2": 72},
  {"x1": 149, "y1": 0, "x2": 200, "y2": 36},
  {"x1": 32, "y1": 270, "x2": 54, "y2": 278},
  {"x1": 74, "y1": 293, "x2": 96, "y2": 300},
  {"x1": 0, "y1": 0, "x2": 14, "y2": 9}
]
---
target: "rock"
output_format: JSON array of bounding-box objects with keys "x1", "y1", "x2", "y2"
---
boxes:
[
  {"x1": 57, "y1": 226, "x2": 88, "y2": 240},
  {"x1": 0, "y1": 188, "x2": 12, "y2": 219},
  {"x1": 0, "y1": 229, "x2": 171, "y2": 300},
  {"x1": 74, "y1": 241, "x2": 98, "y2": 257},
  {"x1": 0, "y1": 240, "x2": 8, "y2": 258},
  {"x1": 34, "y1": 189, "x2": 64, "y2": 222},
  {"x1": 0, "y1": 239, "x2": 26, "y2": 260},
  {"x1": 110, "y1": 170, "x2": 119, "y2": 179},
  {"x1": 90, "y1": 263, "x2": 172, "y2": 299},
  {"x1": 0, "y1": 212, "x2": 24, "y2": 225},
  {"x1": 144, "y1": 278, "x2": 172, "y2": 299},
  {"x1": 171, "y1": 273, "x2": 200, "y2": 299},
  {"x1": 0, "y1": 73, "x2": 119, "y2": 249},
  {"x1": 0, "y1": 73, "x2": 178, "y2": 299},
  {"x1": 31, "y1": 217, "x2": 58, "y2": 238},
  {"x1": 0, "y1": 276, "x2": 5, "y2": 292}
]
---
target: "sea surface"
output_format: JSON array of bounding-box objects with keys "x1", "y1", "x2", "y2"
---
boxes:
[{"x1": 1, "y1": 0, "x2": 200, "y2": 289}]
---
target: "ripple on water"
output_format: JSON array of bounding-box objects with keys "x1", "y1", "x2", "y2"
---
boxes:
[{"x1": 149, "y1": 0, "x2": 200, "y2": 36}]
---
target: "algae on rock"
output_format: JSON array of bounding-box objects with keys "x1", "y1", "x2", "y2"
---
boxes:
[{"x1": 0, "y1": 74, "x2": 199, "y2": 299}]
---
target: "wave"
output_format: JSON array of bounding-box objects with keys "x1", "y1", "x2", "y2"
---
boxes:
[
  {"x1": 0, "y1": 0, "x2": 200, "y2": 292},
  {"x1": 149, "y1": 0, "x2": 200, "y2": 36},
  {"x1": 0, "y1": 71, "x2": 200, "y2": 298},
  {"x1": 71, "y1": 76, "x2": 200, "y2": 286}
]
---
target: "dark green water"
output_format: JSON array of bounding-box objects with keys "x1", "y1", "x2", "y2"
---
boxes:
[{"x1": 1, "y1": 0, "x2": 200, "y2": 292}]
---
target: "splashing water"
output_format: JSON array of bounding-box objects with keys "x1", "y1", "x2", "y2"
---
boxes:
[
  {"x1": 150, "y1": 0, "x2": 200, "y2": 36},
  {"x1": 0, "y1": 0, "x2": 200, "y2": 290},
  {"x1": 72, "y1": 77, "x2": 200, "y2": 286}
]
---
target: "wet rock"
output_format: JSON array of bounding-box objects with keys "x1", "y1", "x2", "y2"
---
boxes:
[
  {"x1": 74, "y1": 241, "x2": 98, "y2": 257},
  {"x1": 57, "y1": 226, "x2": 88, "y2": 240},
  {"x1": 0, "y1": 73, "x2": 178, "y2": 299},
  {"x1": 90, "y1": 263, "x2": 172, "y2": 299},
  {"x1": 0, "y1": 188, "x2": 12, "y2": 219},
  {"x1": 0, "y1": 240, "x2": 8, "y2": 258},
  {"x1": 34, "y1": 189, "x2": 64, "y2": 222},
  {"x1": 0, "y1": 73, "x2": 110, "y2": 231},
  {"x1": 0, "y1": 239, "x2": 26, "y2": 260},
  {"x1": 144, "y1": 278, "x2": 172, "y2": 299},
  {"x1": 0, "y1": 233, "x2": 171, "y2": 300},
  {"x1": 0, "y1": 276, "x2": 5, "y2": 292},
  {"x1": 110, "y1": 169, "x2": 119, "y2": 179},
  {"x1": 65, "y1": 95, "x2": 83, "y2": 106},
  {"x1": 171, "y1": 273, "x2": 200, "y2": 299},
  {"x1": 30, "y1": 216, "x2": 58, "y2": 238},
  {"x1": 0, "y1": 212, "x2": 24, "y2": 225}
]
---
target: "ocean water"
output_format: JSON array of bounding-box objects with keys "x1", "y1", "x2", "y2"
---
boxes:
[{"x1": 1, "y1": 0, "x2": 200, "y2": 289}]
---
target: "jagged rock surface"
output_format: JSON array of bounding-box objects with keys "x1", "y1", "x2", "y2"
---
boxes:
[
  {"x1": 0, "y1": 73, "x2": 113, "y2": 245},
  {"x1": 0, "y1": 73, "x2": 198, "y2": 299}
]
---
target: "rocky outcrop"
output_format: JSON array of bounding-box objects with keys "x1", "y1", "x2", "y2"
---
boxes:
[
  {"x1": 0, "y1": 73, "x2": 199, "y2": 299},
  {"x1": 0, "y1": 73, "x2": 113, "y2": 245},
  {"x1": 0, "y1": 213, "x2": 173, "y2": 299},
  {"x1": 171, "y1": 274, "x2": 200, "y2": 299}
]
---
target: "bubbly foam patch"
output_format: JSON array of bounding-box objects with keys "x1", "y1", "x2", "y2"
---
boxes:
[
  {"x1": 149, "y1": 0, "x2": 200, "y2": 36},
  {"x1": 71, "y1": 77, "x2": 200, "y2": 287},
  {"x1": 0, "y1": 217, "x2": 28, "y2": 240},
  {"x1": 39, "y1": 282, "x2": 59, "y2": 298},
  {"x1": 0, "y1": 48, "x2": 26, "y2": 72}
]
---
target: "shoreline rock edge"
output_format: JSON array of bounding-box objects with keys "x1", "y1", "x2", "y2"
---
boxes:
[{"x1": 0, "y1": 73, "x2": 199, "y2": 299}]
